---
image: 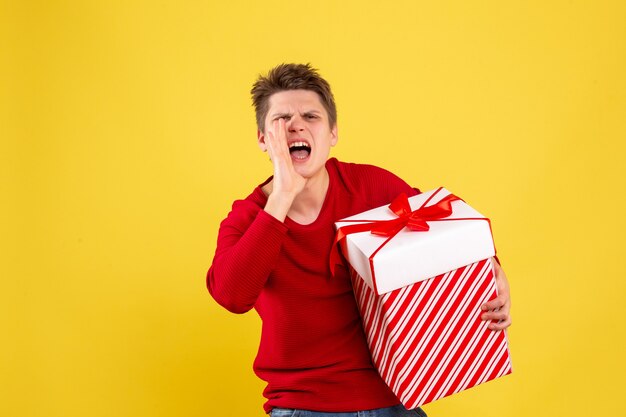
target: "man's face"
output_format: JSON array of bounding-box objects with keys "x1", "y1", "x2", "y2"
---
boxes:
[{"x1": 258, "y1": 89, "x2": 338, "y2": 180}]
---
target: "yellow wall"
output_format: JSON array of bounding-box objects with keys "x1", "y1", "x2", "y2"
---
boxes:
[{"x1": 2, "y1": 1, "x2": 625, "y2": 416}]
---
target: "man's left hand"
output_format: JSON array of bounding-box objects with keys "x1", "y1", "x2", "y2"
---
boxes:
[{"x1": 480, "y1": 258, "x2": 512, "y2": 331}]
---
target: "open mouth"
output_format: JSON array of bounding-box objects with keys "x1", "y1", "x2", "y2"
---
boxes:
[{"x1": 288, "y1": 141, "x2": 311, "y2": 161}]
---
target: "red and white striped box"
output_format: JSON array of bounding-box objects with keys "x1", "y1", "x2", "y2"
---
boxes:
[
  {"x1": 334, "y1": 188, "x2": 512, "y2": 408},
  {"x1": 350, "y1": 258, "x2": 512, "y2": 408}
]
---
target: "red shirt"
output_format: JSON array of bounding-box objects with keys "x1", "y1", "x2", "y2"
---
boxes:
[{"x1": 207, "y1": 158, "x2": 419, "y2": 413}]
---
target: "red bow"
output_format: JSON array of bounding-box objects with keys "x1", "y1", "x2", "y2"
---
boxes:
[
  {"x1": 371, "y1": 192, "x2": 460, "y2": 236},
  {"x1": 330, "y1": 191, "x2": 462, "y2": 276}
]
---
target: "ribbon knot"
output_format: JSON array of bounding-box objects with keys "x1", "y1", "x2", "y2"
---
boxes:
[{"x1": 370, "y1": 192, "x2": 460, "y2": 236}]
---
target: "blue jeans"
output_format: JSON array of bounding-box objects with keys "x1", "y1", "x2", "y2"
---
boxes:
[{"x1": 270, "y1": 404, "x2": 427, "y2": 417}]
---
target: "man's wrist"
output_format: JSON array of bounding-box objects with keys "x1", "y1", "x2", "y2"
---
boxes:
[{"x1": 264, "y1": 192, "x2": 296, "y2": 222}]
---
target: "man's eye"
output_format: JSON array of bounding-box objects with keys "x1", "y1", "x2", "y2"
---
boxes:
[{"x1": 306, "y1": 115, "x2": 318, "y2": 119}]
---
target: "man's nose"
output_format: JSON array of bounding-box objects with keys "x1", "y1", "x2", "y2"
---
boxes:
[{"x1": 287, "y1": 116, "x2": 304, "y2": 132}]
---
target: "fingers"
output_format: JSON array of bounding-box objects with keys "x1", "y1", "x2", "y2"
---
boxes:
[
  {"x1": 480, "y1": 260, "x2": 512, "y2": 331},
  {"x1": 481, "y1": 306, "x2": 509, "y2": 322},
  {"x1": 265, "y1": 119, "x2": 307, "y2": 197},
  {"x1": 481, "y1": 294, "x2": 507, "y2": 311},
  {"x1": 481, "y1": 298, "x2": 512, "y2": 331},
  {"x1": 267, "y1": 119, "x2": 288, "y2": 157},
  {"x1": 487, "y1": 316, "x2": 512, "y2": 331},
  {"x1": 481, "y1": 260, "x2": 511, "y2": 310},
  {"x1": 481, "y1": 304, "x2": 512, "y2": 331},
  {"x1": 265, "y1": 120, "x2": 279, "y2": 161}
]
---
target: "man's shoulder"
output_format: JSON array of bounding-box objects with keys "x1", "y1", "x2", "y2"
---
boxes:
[
  {"x1": 328, "y1": 157, "x2": 419, "y2": 208},
  {"x1": 330, "y1": 157, "x2": 388, "y2": 173},
  {"x1": 329, "y1": 158, "x2": 412, "y2": 189},
  {"x1": 217, "y1": 183, "x2": 268, "y2": 231},
  {"x1": 330, "y1": 157, "x2": 398, "y2": 181}
]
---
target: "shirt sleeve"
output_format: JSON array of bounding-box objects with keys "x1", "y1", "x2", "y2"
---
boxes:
[{"x1": 206, "y1": 204, "x2": 289, "y2": 314}]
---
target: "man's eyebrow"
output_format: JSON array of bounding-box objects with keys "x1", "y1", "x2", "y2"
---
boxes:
[
  {"x1": 269, "y1": 110, "x2": 322, "y2": 119},
  {"x1": 269, "y1": 111, "x2": 292, "y2": 119}
]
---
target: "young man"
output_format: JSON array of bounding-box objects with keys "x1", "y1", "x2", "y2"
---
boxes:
[{"x1": 207, "y1": 63, "x2": 511, "y2": 416}]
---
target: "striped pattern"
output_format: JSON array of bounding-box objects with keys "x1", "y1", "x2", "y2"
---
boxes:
[{"x1": 351, "y1": 258, "x2": 512, "y2": 408}]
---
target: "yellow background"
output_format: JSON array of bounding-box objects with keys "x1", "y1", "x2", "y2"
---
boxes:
[{"x1": 2, "y1": 1, "x2": 625, "y2": 416}]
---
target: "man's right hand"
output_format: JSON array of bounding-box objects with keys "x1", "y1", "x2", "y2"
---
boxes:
[{"x1": 263, "y1": 118, "x2": 307, "y2": 221}]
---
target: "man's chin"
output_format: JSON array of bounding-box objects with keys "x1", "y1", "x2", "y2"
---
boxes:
[{"x1": 295, "y1": 164, "x2": 327, "y2": 182}]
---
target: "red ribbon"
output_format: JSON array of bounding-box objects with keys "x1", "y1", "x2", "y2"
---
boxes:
[
  {"x1": 330, "y1": 190, "x2": 462, "y2": 277},
  {"x1": 372, "y1": 192, "x2": 460, "y2": 235}
]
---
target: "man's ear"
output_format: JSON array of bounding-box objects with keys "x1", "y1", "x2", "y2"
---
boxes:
[
  {"x1": 330, "y1": 124, "x2": 339, "y2": 147},
  {"x1": 257, "y1": 129, "x2": 268, "y2": 152}
]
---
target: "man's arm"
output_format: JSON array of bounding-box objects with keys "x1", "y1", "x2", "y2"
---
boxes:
[
  {"x1": 207, "y1": 119, "x2": 305, "y2": 313},
  {"x1": 207, "y1": 208, "x2": 288, "y2": 314}
]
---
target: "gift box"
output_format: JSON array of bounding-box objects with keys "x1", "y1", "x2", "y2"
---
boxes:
[
  {"x1": 333, "y1": 187, "x2": 497, "y2": 295},
  {"x1": 333, "y1": 187, "x2": 512, "y2": 408}
]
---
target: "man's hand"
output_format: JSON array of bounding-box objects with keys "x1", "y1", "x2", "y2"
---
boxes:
[
  {"x1": 265, "y1": 118, "x2": 307, "y2": 197},
  {"x1": 480, "y1": 258, "x2": 512, "y2": 331},
  {"x1": 263, "y1": 118, "x2": 307, "y2": 221}
]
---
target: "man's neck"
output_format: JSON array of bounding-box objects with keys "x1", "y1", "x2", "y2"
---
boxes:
[{"x1": 288, "y1": 168, "x2": 330, "y2": 225}]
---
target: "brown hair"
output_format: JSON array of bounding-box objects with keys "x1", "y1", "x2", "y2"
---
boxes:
[{"x1": 251, "y1": 63, "x2": 337, "y2": 132}]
